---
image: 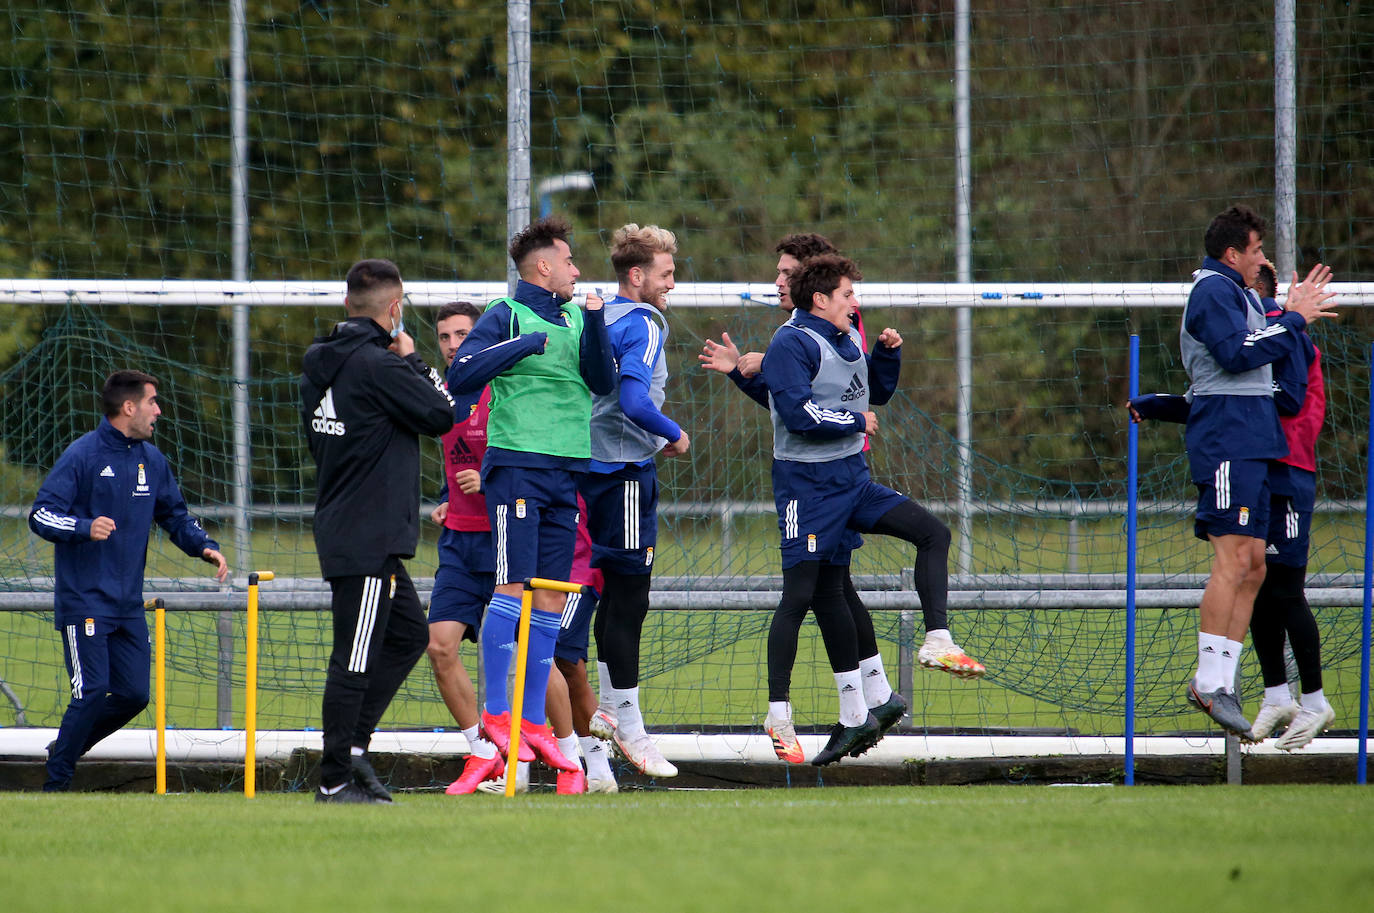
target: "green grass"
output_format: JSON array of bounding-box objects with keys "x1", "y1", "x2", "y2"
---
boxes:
[{"x1": 2, "y1": 786, "x2": 1372, "y2": 913}]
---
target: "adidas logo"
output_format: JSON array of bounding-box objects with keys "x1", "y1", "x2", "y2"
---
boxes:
[
  {"x1": 864, "y1": 669, "x2": 881, "y2": 677},
  {"x1": 617, "y1": 700, "x2": 633, "y2": 709},
  {"x1": 311, "y1": 388, "x2": 346, "y2": 436},
  {"x1": 99, "y1": 465, "x2": 115, "y2": 478},
  {"x1": 840, "y1": 373, "x2": 866, "y2": 402},
  {"x1": 1266, "y1": 544, "x2": 1279, "y2": 554},
  {"x1": 1201, "y1": 645, "x2": 1217, "y2": 653},
  {"x1": 450, "y1": 437, "x2": 478, "y2": 465},
  {"x1": 840, "y1": 684, "x2": 858, "y2": 693}
]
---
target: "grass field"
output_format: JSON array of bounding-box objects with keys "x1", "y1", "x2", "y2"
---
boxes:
[{"x1": 2, "y1": 786, "x2": 1372, "y2": 913}]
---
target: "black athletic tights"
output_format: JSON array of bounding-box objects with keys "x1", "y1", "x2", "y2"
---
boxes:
[
  {"x1": 594, "y1": 570, "x2": 653, "y2": 690},
  {"x1": 1250, "y1": 562, "x2": 1323, "y2": 693},
  {"x1": 767, "y1": 562, "x2": 856, "y2": 701},
  {"x1": 869, "y1": 498, "x2": 951, "y2": 632}
]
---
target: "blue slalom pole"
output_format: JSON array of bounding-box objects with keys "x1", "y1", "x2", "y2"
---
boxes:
[
  {"x1": 1360, "y1": 343, "x2": 1373, "y2": 784},
  {"x1": 1125, "y1": 334, "x2": 1139, "y2": 786}
]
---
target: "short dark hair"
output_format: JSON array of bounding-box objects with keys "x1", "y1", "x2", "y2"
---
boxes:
[
  {"x1": 775, "y1": 233, "x2": 838, "y2": 261},
  {"x1": 1255, "y1": 262, "x2": 1278, "y2": 299},
  {"x1": 789, "y1": 254, "x2": 863, "y2": 312},
  {"x1": 1204, "y1": 205, "x2": 1266, "y2": 260},
  {"x1": 509, "y1": 216, "x2": 572, "y2": 271},
  {"x1": 103, "y1": 370, "x2": 158, "y2": 418},
  {"x1": 344, "y1": 258, "x2": 403, "y2": 315},
  {"x1": 436, "y1": 301, "x2": 481, "y2": 324}
]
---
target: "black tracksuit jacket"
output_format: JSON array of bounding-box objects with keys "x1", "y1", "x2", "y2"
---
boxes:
[{"x1": 300, "y1": 317, "x2": 454, "y2": 579}]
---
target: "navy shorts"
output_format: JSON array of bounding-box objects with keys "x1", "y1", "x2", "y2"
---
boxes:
[
  {"x1": 553, "y1": 586, "x2": 601, "y2": 663},
  {"x1": 484, "y1": 464, "x2": 579, "y2": 586},
  {"x1": 1265, "y1": 463, "x2": 1316, "y2": 567},
  {"x1": 772, "y1": 454, "x2": 905, "y2": 569},
  {"x1": 579, "y1": 462, "x2": 658, "y2": 575},
  {"x1": 1193, "y1": 457, "x2": 1271, "y2": 541},
  {"x1": 428, "y1": 527, "x2": 495, "y2": 638}
]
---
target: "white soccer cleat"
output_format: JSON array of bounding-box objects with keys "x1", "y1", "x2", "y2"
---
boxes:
[
  {"x1": 1242, "y1": 701, "x2": 1298, "y2": 743},
  {"x1": 589, "y1": 707, "x2": 618, "y2": 742},
  {"x1": 614, "y1": 731, "x2": 678, "y2": 778},
  {"x1": 1274, "y1": 703, "x2": 1336, "y2": 751},
  {"x1": 764, "y1": 709, "x2": 805, "y2": 764},
  {"x1": 476, "y1": 773, "x2": 529, "y2": 794},
  {"x1": 586, "y1": 776, "x2": 619, "y2": 794},
  {"x1": 917, "y1": 634, "x2": 986, "y2": 679}
]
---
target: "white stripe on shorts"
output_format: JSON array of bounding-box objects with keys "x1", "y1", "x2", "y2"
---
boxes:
[
  {"x1": 1287, "y1": 502, "x2": 1300, "y2": 540},
  {"x1": 623, "y1": 480, "x2": 640, "y2": 550},
  {"x1": 347, "y1": 577, "x2": 381, "y2": 673},
  {"x1": 560, "y1": 592, "x2": 581, "y2": 629},
  {"x1": 494, "y1": 503, "x2": 509, "y2": 585},
  {"x1": 1214, "y1": 461, "x2": 1231, "y2": 511},
  {"x1": 784, "y1": 499, "x2": 798, "y2": 540}
]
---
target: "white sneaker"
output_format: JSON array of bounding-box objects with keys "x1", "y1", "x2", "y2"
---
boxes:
[
  {"x1": 917, "y1": 634, "x2": 986, "y2": 678},
  {"x1": 476, "y1": 775, "x2": 529, "y2": 794},
  {"x1": 586, "y1": 777, "x2": 619, "y2": 794},
  {"x1": 614, "y1": 731, "x2": 678, "y2": 778},
  {"x1": 589, "y1": 707, "x2": 618, "y2": 742},
  {"x1": 764, "y1": 709, "x2": 805, "y2": 764},
  {"x1": 1275, "y1": 704, "x2": 1336, "y2": 751},
  {"x1": 1242, "y1": 701, "x2": 1298, "y2": 743}
]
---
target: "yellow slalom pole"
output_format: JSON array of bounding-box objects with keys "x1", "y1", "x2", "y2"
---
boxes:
[
  {"x1": 504, "y1": 586, "x2": 535, "y2": 798},
  {"x1": 245, "y1": 571, "x2": 274, "y2": 799},
  {"x1": 145, "y1": 597, "x2": 166, "y2": 795},
  {"x1": 504, "y1": 577, "x2": 588, "y2": 798}
]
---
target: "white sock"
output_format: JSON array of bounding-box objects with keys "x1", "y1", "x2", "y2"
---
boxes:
[
  {"x1": 1196, "y1": 632, "x2": 1227, "y2": 692},
  {"x1": 606, "y1": 684, "x2": 647, "y2": 741},
  {"x1": 462, "y1": 724, "x2": 498, "y2": 760},
  {"x1": 556, "y1": 733, "x2": 580, "y2": 767},
  {"x1": 1263, "y1": 685, "x2": 1295, "y2": 707},
  {"x1": 596, "y1": 662, "x2": 615, "y2": 710},
  {"x1": 1301, "y1": 688, "x2": 1328, "y2": 712},
  {"x1": 924, "y1": 627, "x2": 952, "y2": 645},
  {"x1": 350, "y1": 745, "x2": 365, "y2": 757},
  {"x1": 768, "y1": 700, "x2": 792, "y2": 722},
  {"x1": 859, "y1": 653, "x2": 893, "y2": 706},
  {"x1": 515, "y1": 761, "x2": 530, "y2": 787},
  {"x1": 835, "y1": 669, "x2": 867, "y2": 726},
  {"x1": 580, "y1": 736, "x2": 614, "y2": 781},
  {"x1": 1220, "y1": 639, "x2": 1244, "y2": 691}
]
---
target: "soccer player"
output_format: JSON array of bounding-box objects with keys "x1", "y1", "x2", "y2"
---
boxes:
[
  {"x1": 447, "y1": 216, "x2": 614, "y2": 776},
  {"x1": 1175, "y1": 206, "x2": 1334, "y2": 735},
  {"x1": 425, "y1": 301, "x2": 505, "y2": 794},
  {"x1": 30, "y1": 370, "x2": 230, "y2": 792},
  {"x1": 578, "y1": 223, "x2": 688, "y2": 779},
  {"x1": 301, "y1": 258, "x2": 456, "y2": 803},
  {"x1": 701, "y1": 234, "x2": 981, "y2": 762},
  {"x1": 760, "y1": 253, "x2": 912, "y2": 765},
  {"x1": 1246, "y1": 261, "x2": 1336, "y2": 749}
]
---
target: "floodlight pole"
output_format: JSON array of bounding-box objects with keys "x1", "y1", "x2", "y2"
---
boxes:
[
  {"x1": 954, "y1": 0, "x2": 974, "y2": 575},
  {"x1": 507, "y1": 0, "x2": 532, "y2": 295},
  {"x1": 225, "y1": 0, "x2": 250, "y2": 729},
  {"x1": 538, "y1": 172, "x2": 596, "y2": 218}
]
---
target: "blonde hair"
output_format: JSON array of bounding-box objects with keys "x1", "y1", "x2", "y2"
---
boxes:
[{"x1": 610, "y1": 223, "x2": 678, "y2": 279}]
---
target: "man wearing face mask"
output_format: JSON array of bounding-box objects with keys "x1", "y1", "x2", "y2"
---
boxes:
[{"x1": 300, "y1": 257, "x2": 456, "y2": 803}]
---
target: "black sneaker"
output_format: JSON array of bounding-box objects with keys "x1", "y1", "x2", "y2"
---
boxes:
[
  {"x1": 811, "y1": 713, "x2": 881, "y2": 767},
  {"x1": 315, "y1": 782, "x2": 385, "y2": 804},
  {"x1": 870, "y1": 692, "x2": 908, "y2": 734},
  {"x1": 351, "y1": 753, "x2": 395, "y2": 803}
]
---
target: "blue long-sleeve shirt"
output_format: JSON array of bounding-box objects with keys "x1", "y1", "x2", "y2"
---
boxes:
[
  {"x1": 446, "y1": 279, "x2": 613, "y2": 472},
  {"x1": 760, "y1": 309, "x2": 900, "y2": 439},
  {"x1": 590, "y1": 295, "x2": 682, "y2": 473},
  {"x1": 29, "y1": 419, "x2": 219, "y2": 628}
]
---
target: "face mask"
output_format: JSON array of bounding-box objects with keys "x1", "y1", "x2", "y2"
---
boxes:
[{"x1": 390, "y1": 304, "x2": 404, "y2": 339}]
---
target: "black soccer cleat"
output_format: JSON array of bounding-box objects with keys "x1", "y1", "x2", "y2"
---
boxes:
[
  {"x1": 869, "y1": 692, "x2": 908, "y2": 735},
  {"x1": 350, "y1": 754, "x2": 395, "y2": 803},
  {"x1": 811, "y1": 713, "x2": 881, "y2": 767},
  {"x1": 316, "y1": 781, "x2": 387, "y2": 804}
]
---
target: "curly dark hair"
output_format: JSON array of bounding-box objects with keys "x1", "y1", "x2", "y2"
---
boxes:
[{"x1": 789, "y1": 254, "x2": 863, "y2": 313}]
